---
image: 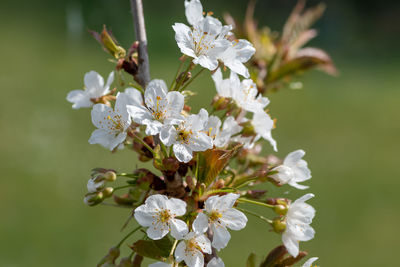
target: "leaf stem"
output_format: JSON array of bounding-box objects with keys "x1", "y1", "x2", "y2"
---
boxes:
[
  {"x1": 117, "y1": 225, "x2": 142, "y2": 248},
  {"x1": 170, "y1": 239, "x2": 179, "y2": 257},
  {"x1": 170, "y1": 56, "x2": 186, "y2": 90},
  {"x1": 238, "y1": 197, "x2": 275, "y2": 209},
  {"x1": 236, "y1": 207, "x2": 273, "y2": 224},
  {"x1": 179, "y1": 68, "x2": 205, "y2": 92},
  {"x1": 131, "y1": 133, "x2": 156, "y2": 156}
]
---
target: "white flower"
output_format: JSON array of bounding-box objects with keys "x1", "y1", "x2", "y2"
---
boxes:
[
  {"x1": 282, "y1": 193, "x2": 316, "y2": 257},
  {"x1": 193, "y1": 193, "x2": 247, "y2": 250},
  {"x1": 148, "y1": 262, "x2": 172, "y2": 267},
  {"x1": 88, "y1": 90, "x2": 134, "y2": 150},
  {"x1": 67, "y1": 71, "x2": 114, "y2": 109},
  {"x1": 160, "y1": 108, "x2": 213, "y2": 163},
  {"x1": 87, "y1": 177, "x2": 105, "y2": 193},
  {"x1": 252, "y1": 111, "x2": 277, "y2": 151},
  {"x1": 173, "y1": 0, "x2": 232, "y2": 71},
  {"x1": 301, "y1": 257, "x2": 319, "y2": 267},
  {"x1": 270, "y1": 150, "x2": 311, "y2": 189},
  {"x1": 134, "y1": 194, "x2": 188, "y2": 240},
  {"x1": 174, "y1": 231, "x2": 211, "y2": 267},
  {"x1": 217, "y1": 39, "x2": 255, "y2": 78},
  {"x1": 207, "y1": 257, "x2": 225, "y2": 267},
  {"x1": 205, "y1": 116, "x2": 242, "y2": 148},
  {"x1": 127, "y1": 80, "x2": 185, "y2": 136},
  {"x1": 212, "y1": 69, "x2": 269, "y2": 113}
]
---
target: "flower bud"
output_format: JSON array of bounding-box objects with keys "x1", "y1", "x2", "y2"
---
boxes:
[
  {"x1": 98, "y1": 246, "x2": 120, "y2": 266},
  {"x1": 212, "y1": 95, "x2": 230, "y2": 110},
  {"x1": 274, "y1": 204, "x2": 288, "y2": 216},
  {"x1": 104, "y1": 171, "x2": 117, "y2": 182},
  {"x1": 176, "y1": 71, "x2": 192, "y2": 85},
  {"x1": 102, "y1": 187, "x2": 114, "y2": 198},
  {"x1": 272, "y1": 218, "x2": 286, "y2": 233},
  {"x1": 84, "y1": 192, "x2": 103, "y2": 206}
]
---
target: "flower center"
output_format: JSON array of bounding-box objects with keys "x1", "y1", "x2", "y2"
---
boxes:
[
  {"x1": 209, "y1": 210, "x2": 222, "y2": 223},
  {"x1": 157, "y1": 209, "x2": 171, "y2": 223},
  {"x1": 177, "y1": 127, "x2": 193, "y2": 144},
  {"x1": 191, "y1": 29, "x2": 216, "y2": 56},
  {"x1": 149, "y1": 96, "x2": 166, "y2": 121},
  {"x1": 106, "y1": 114, "x2": 125, "y2": 132}
]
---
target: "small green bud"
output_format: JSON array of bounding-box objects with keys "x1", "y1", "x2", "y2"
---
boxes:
[
  {"x1": 272, "y1": 218, "x2": 286, "y2": 233},
  {"x1": 102, "y1": 187, "x2": 114, "y2": 198},
  {"x1": 274, "y1": 204, "x2": 288, "y2": 215},
  {"x1": 84, "y1": 192, "x2": 103, "y2": 206},
  {"x1": 104, "y1": 171, "x2": 117, "y2": 182}
]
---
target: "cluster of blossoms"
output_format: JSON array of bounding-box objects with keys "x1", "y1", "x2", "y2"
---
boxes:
[{"x1": 66, "y1": 0, "x2": 333, "y2": 266}]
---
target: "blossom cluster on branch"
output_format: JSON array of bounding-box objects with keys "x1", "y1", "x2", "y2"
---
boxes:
[{"x1": 67, "y1": 0, "x2": 334, "y2": 266}]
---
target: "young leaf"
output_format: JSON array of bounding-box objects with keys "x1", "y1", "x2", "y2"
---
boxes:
[{"x1": 130, "y1": 236, "x2": 173, "y2": 261}]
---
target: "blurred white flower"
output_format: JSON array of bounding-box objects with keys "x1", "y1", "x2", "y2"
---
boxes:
[
  {"x1": 160, "y1": 109, "x2": 213, "y2": 163},
  {"x1": 282, "y1": 194, "x2": 316, "y2": 257},
  {"x1": 217, "y1": 39, "x2": 255, "y2": 78},
  {"x1": 270, "y1": 150, "x2": 311, "y2": 189},
  {"x1": 205, "y1": 116, "x2": 242, "y2": 147},
  {"x1": 252, "y1": 111, "x2": 277, "y2": 151},
  {"x1": 127, "y1": 80, "x2": 185, "y2": 136},
  {"x1": 212, "y1": 69, "x2": 269, "y2": 113},
  {"x1": 87, "y1": 177, "x2": 105, "y2": 193},
  {"x1": 88, "y1": 91, "x2": 135, "y2": 150},
  {"x1": 134, "y1": 194, "x2": 188, "y2": 240},
  {"x1": 174, "y1": 231, "x2": 211, "y2": 267},
  {"x1": 301, "y1": 257, "x2": 319, "y2": 267},
  {"x1": 207, "y1": 257, "x2": 225, "y2": 267},
  {"x1": 67, "y1": 71, "x2": 114, "y2": 109},
  {"x1": 193, "y1": 193, "x2": 247, "y2": 250}
]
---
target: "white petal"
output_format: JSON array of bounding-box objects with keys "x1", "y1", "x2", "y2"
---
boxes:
[
  {"x1": 160, "y1": 125, "x2": 178, "y2": 147},
  {"x1": 220, "y1": 208, "x2": 247, "y2": 231},
  {"x1": 144, "y1": 79, "x2": 168, "y2": 111},
  {"x1": 294, "y1": 193, "x2": 315, "y2": 204},
  {"x1": 169, "y1": 219, "x2": 189, "y2": 240},
  {"x1": 193, "y1": 213, "x2": 209, "y2": 234},
  {"x1": 88, "y1": 129, "x2": 124, "y2": 151},
  {"x1": 284, "y1": 150, "x2": 311, "y2": 182},
  {"x1": 127, "y1": 105, "x2": 152, "y2": 124},
  {"x1": 224, "y1": 60, "x2": 249, "y2": 78},
  {"x1": 301, "y1": 257, "x2": 319, "y2": 267},
  {"x1": 216, "y1": 193, "x2": 240, "y2": 210},
  {"x1": 84, "y1": 71, "x2": 104, "y2": 94},
  {"x1": 143, "y1": 119, "x2": 164, "y2": 135},
  {"x1": 235, "y1": 39, "x2": 256, "y2": 63},
  {"x1": 134, "y1": 207, "x2": 155, "y2": 227},
  {"x1": 288, "y1": 181, "x2": 309, "y2": 190},
  {"x1": 211, "y1": 224, "x2": 231, "y2": 250},
  {"x1": 166, "y1": 91, "x2": 185, "y2": 118},
  {"x1": 91, "y1": 104, "x2": 113, "y2": 129},
  {"x1": 193, "y1": 55, "x2": 219, "y2": 71},
  {"x1": 188, "y1": 132, "x2": 213, "y2": 152},
  {"x1": 282, "y1": 232, "x2": 299, "y2": 257},
  {"x1": 207, "y1": 257, "x2": 225, "y2": 267},
  {"x1": 147, "y1": 222, "x2": 170, "y2": 240},
  {"x1": 172, "y1": 23, "x2": 196, "y2": 58},
  {"x1": 104, "y1": 71, "x2": 115, "y2": 92},
  {"x1": 174, "y1": 144, "x2": 193, "y2": 163},
  {"x1": 184, "y1": 249, "x2": 204, "y2": 267},
  {"x1": 145, "y1": 194, "x2": 168, "y2": 210},
  {"x1": 166, "y1": 198, "x2": 187, "y2": 216},
  {"x1": 174, "y1": 241, "x2": 186, "y2": 262},
  {"x1": 194, "y1": 234, "x2": 212, "y2": 254},
  {"x1": 66, "y1": 90, "x2": 92, "y2": 109},
  {"x1": 120, "y1": 87, "x2": 144, "y2": 107},
  {"x1": 185, "y1": 0, "x2": 203, "y2": 26}
]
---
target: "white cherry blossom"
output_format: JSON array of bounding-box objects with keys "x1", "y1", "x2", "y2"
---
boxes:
[
  {"x1": 174, "y1": 231, "x2": 211, "y2": 267},
  {"x1": 207, "y1": 257, "x2": 225, "y2": 267},
  {"x1": 282, "y1": 193, "x2": 316, "y2": 257},
  {"x1": 204, "y1": 116, "x2": 242, "y2": 148},
  {"x1": 301, "y1": 257, "x2": 319, "y2": 267},
  {"x1": 88, "y1": 91, "x2": 134, "y2": 150},
  {"x1": 218, "y1": 39, "x2": 255, "y2": 78},
  {"x1": 67, "y1": 71, "x2": 114, "y2": 109},
  {"x1": 160, "y1": 109, "x2": 213, "y2": 163},
  {"x1": 87, "y1": 177, "x2": 105, "y2": 193},
  {"x1": 212, "y1": 69, "x2": 269, "y2": 113},
  {"x1": 252, "y1": 111, "x2": 277, "y2": 152},
  {"x1": 127, "y1": 80, "x2": 185, "y2": 136},
  {"x1": 193, "y1": 193, "x2": 247, "y2": 250},
  {"x1": 270, "y1": 150, "x2": 311, "y2": 189},
  {"x1": 134, "y1": 194, "x2": 188, "y2": 240}
]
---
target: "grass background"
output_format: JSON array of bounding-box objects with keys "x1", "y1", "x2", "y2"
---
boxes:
[{"x1": 0, "y1": 0, "x2": 399, "y2": 266}]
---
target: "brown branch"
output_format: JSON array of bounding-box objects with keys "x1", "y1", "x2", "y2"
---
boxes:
[{"x1": 130, "y1": 0, "x2": 151, "y2": 87}]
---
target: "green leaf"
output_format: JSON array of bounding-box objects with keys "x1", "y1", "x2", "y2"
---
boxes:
[
  {"x1": 246, "y1": 252, "x2": 257, "y2": 267},
  {"x1": 197, "y1": 144, "x2": 242, "y2": 186},
  {"x1": 131, "y1": 236, "x2": 173, "y2": 261}
]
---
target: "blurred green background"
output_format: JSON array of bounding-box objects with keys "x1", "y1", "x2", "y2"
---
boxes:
[{"x1": 1, "y1": 0, "x2": 399, "y2": 266}]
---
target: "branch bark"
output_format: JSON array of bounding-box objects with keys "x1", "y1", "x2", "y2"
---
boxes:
[{"x1": 130, "y1": 0, "x2": 151, "y2": 88}]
